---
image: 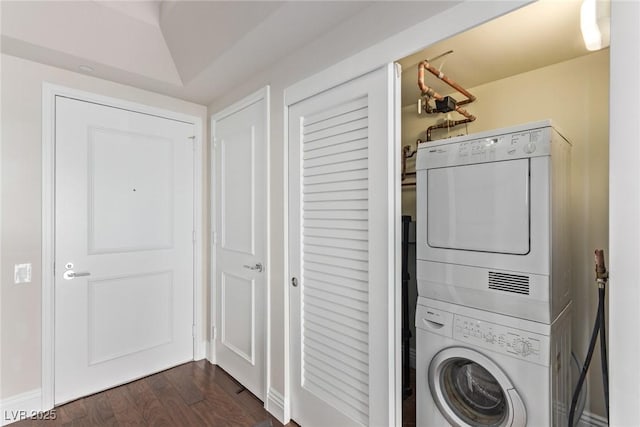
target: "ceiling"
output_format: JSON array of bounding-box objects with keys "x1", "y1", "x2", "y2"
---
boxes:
[
  {"x1": 0, "y1": 1, "x2": 594, "y2": 107},
  {"x1": 0, "y1": 0, "x2": 372, "y2": 104},
  {"x1": 398, "y1": 0, "x2": 594, "y2": 107}
]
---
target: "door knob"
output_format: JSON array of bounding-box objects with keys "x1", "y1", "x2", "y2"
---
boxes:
[
  {"x1": 63, "y1": 270, "x2": 91, "y2": 280},
  {"x1": 243, "y1": 263, "x2": 263, "y2": 273}
]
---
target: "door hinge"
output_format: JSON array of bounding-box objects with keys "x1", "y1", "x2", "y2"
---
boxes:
[
  {"x1": 212, "y1": 137, "x2": 218, "y2": 150},
  {"x1": 212, "y1": 231, "x2": 217, "y2": 246},
  {"x1": 192, "y1": 230, "x2": 196, "y2": 243},
  {"x1": 211, "y1": 326, "x2": 216, "y2": 341},
  {"x1": 192, "y1": 324, "x2": 196, "y2": 338}
]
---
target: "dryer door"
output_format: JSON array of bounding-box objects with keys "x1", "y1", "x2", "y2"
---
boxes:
[{"x1": 428, "y1": 347, "x2": 526, "y2": 427}]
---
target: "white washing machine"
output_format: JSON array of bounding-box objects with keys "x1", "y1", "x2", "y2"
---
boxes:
[{"x1": 416, "y1": 297, "x2": 571, "y2": 427}]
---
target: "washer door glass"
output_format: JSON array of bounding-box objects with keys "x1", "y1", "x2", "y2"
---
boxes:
[{"x1": 440, "y1": 358, "x2": 508, "y2": 426}]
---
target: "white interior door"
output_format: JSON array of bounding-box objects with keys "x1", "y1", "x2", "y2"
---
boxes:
[
  {"x1": 54, "y1": 97, "x2": 195, "y2": 404},
  {"x1": 289, "y1": 64, "x2": 399, "y2": 426},
  {"x1": 212, "y1": 90, "x2": 268, "y2": 400}
]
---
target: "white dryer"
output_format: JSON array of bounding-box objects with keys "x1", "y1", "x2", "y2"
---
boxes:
[
  {"x1": 415, "y1": 120, "x2": 571, "y2": 323},
  {"x1": 416, "y1": 297, "x2": 571, "y2": 427}
]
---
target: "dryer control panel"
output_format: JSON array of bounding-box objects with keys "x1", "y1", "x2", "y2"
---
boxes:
[
  {"x1": 453, "y1": 315, "x2": 550, "y2": 366},
  {"x1": 418, "y1": 127, "x2": 552, "y2": 169}
]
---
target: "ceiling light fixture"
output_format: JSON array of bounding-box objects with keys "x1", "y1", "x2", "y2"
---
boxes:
[
  {"x1": 580, "y1": 0, "x2": 610, "y2": 51},
  {"x1": 78, "y1": 65, "x2": 94, "y2": 73}
]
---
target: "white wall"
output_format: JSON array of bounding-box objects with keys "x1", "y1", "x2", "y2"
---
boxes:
[
  {"x1": 609, "y1": 1, "x2": 640, "y2": 425},
  {"x1": 402, "y1": 50, "x2": 610, "y2": 418},
  {"x1": 0, "y1": 54, "x2": 207, "y2": 400}
]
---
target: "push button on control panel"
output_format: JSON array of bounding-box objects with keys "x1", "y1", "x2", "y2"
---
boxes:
[{"x1": 523, "y1": 142, "x2": 537, "y2": 154}]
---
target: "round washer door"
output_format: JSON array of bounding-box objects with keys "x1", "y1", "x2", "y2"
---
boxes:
[{"x1": 428, "y1": 347, "x2": 526, "y2": 427}]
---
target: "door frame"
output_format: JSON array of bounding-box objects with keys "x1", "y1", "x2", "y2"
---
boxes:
[
  {"x1": 41, "y1": 83, "x2": 205, "y2": 411},
  {"x1": 209, "y1": 85, "x2": 271, "y2": 402}
]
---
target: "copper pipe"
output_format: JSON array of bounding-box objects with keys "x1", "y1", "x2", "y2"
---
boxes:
[
  {"x1": 417, "y1": 61, "x2": 477, "y2": 120},
  {"x1": 426, "y1": 118, "x2": 473, "y2": 142},
  {"x1": 421, "y1": 60, "x2": 476, "y2": 105},
  {"x1": 401, "y1": 145, "x2": 418, "y2": 181}
]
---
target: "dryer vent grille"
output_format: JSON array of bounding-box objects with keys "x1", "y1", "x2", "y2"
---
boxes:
[{"x1": 488, "y1": 271, "x2": 530, "y2": 295}]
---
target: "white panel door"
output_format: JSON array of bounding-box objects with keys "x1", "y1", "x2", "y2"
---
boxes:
[
  {"x1": 289, "y1": 64, "x2": 399, "y2": 426},
  {"x1": 213, "y1": 93, "x2": 267, "y2": 400},
  {"x1": 54, "y1": 97, "x2": 195, "y2": 404}
]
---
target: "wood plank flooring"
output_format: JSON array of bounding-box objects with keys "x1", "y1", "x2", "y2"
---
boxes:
[
  {"x1": 12, "y1": 363, "x2": 417, "y2": 426},
  {"x1": 12, "y1": 361, "x2": 295, "y2": 427},
  {"x1": 402, "y1": 368, "x2": 417, "y2": 427}
]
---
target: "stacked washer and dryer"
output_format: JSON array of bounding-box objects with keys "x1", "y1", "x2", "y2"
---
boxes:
[{"x1": 415, "y1": 120, "x2": 572, "y2": 427}]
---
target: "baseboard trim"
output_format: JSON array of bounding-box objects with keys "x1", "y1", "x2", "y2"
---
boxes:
[
  {"x1": 266, "y1": 388, "x2": 289, "y2": 425},
  {"x1": 577, "y1": 411, "x2": 608, "y2": 427},
  {"x1": 0, "y1": 389, "x2": 42, "y2": 426}
]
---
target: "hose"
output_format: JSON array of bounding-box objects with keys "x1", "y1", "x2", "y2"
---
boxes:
[
  {"x1": 570, "y1": 351, "x2": 587, "y2": 422},
  {"x1": 568, "y1": 295, "x2": 602, "y2": 427},
  {"x1": 568, "y1": 250, "x2": 609, "y2": 426},
  {"x1": 598, "y1": 287, "x2": 609, "y2": 420}
]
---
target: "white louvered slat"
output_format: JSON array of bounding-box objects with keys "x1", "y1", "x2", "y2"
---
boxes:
[
  {"x1": 304, "y1": 262, "x2": 368, "y2": 282},
  {"x1": 304, "y1": 96, "x2": 368, "y2": 125},
  {"x1": 304, "y1": 286, "x2": 368, "y2": 312},
  {"x1": 304, "y1": 244, "x2": 368, "y2": 261},
  {"x1": 303, "y1": 148, "x2": 367, "y2": 169},
  {"x1": 300, "y1": 96, "x2": 370, "y2": 425},
  {"x1": 304, "y1": 209, "x2": 368, "y2": 220},
  {"x1": 303, "y1": 137, "x2": 367, "y2": 160},
  {"x1": 303, "y1": 168, "x2": 367, "y2": 185},
  {"x1": 303, "y1": 129, "x2": 368, "y2": 152},
  {"x1": 305, "y1": 295, "x2": 368, "y2": 324},
  {"x1": 303, "y1": 218, "x2": 368, "y2": 231},
  {"x1": 305, "y1": 279, "x2": 368, "y2": 303},
  {"x1": 305, "y1": 306, "x2": 368, "y2": 336},
  {"x1": 305, "y1": 356, "x2": 369, "y2": 399},
  {"x1": 304, "y1": 271, "x2": 367, "y2": 293},
  {"x1": 304, "y1": 329, "x2": 369, "y2": 366},
  {"x1": 304, "y1": 179, "x2": 368, "y2": 194},
  {"x1": 302, "y1": 200, "x2": 368, "y2": 211},
  {"x1": 303, "y1": 158, "x2": 368, "y2": 177},
  {"x1": 305, "y1": 352, "x2": 368, "y2": 390},
  {"x1": 303, "y1": 118, "x2": 367, "y2": 144},
  {"x1": 304, "y1": 373, "x2": 369, "y2": 423},
  {"x1": 303, "y1": 108, "x2": 367, "y2": 135},
  {"x1": 305, "y1": 320, "x2": 368, "y2": 354},
  {"x1": 304, "y1": 252, "x2": 368, "y2": 272},
  {"x1": 303, "y1": 227, "x2": 367, "y2": 241},
  {"x1": 305, "y1": 304, "x2": 368, "y2": 332},
  {"x1": 303, "y1": 235, "x2": 367, "y2": 251},
  {"x1": 303, "y1": 189, "x2": 367, "y2": 202},
  {"x1": 304, "y1": 338, "x2": 368, "y2": 376}
]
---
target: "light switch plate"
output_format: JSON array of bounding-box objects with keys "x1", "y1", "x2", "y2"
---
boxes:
[{"x1": 14, "y1": 263, "x2": 32, "y2": 284}]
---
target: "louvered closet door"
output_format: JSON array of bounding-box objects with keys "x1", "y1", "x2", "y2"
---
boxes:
[{"x1": 289, "y1": 64, "x2": 399, "y2": 427}]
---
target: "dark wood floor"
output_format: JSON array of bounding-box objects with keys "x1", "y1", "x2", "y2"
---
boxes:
[
  {"x1": 402, "y1": 368, "x2": 417, "y2": 427},
  {"x1": 14, "y1": 362, "x2": 416, "y2": 426},
  {"x1": 13, "y1": 361, "x2": 295, "y2": 427}
]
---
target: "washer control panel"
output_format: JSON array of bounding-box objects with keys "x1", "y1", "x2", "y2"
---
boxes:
[{"x1": 453, "y1": 314, "x2": 550, "y2": 365}]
